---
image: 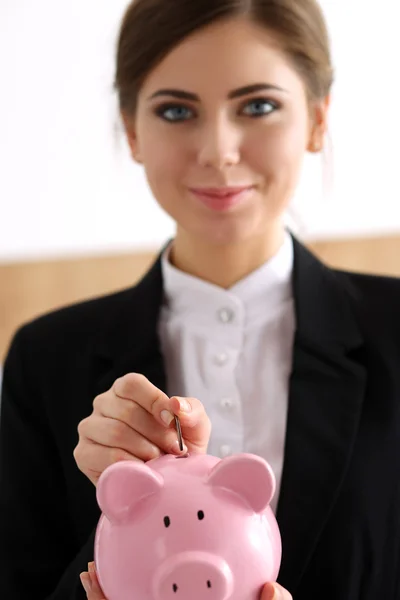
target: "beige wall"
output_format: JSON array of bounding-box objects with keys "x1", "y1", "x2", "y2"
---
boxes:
[{"x1": 1, "y1": 234, "x2": 400, "y2": 361}]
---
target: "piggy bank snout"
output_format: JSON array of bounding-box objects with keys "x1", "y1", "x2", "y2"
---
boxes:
[{"x1": 153, "y1": 551, "x2": 234, "y2": 600}]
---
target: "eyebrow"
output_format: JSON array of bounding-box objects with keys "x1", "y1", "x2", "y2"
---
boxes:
[{"x1": 147, "y1": 83, "x2": 288, "y2": 102}]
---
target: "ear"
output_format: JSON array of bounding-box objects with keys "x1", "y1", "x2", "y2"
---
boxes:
[
  {"x1": 206, "y1": 454, "x2": 276, "y2": 513},
  {"x1": 96, "y1": 461, "x2": 164, "y2": 524},
  {"x1": 121, "y1": 111, "x2": 142, "y2": 163},
  {"x1": 307, "y1": 94, "x2": 331, "y2": 153}
]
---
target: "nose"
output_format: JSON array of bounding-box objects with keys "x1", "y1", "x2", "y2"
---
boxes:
[
  {"x1": 153, "y1": 551, "x2": 234, "y2": 600},
  {"x1": 197, "y1": 120, "x2": 240, "y2": 169}
]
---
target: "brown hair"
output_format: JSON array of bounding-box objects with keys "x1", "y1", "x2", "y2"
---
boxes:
[{"x1": 114, "y1": 0, "x2": 334, "y2": 117}]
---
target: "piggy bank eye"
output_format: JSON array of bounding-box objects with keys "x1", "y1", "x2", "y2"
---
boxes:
[
  {"x1": 197, "y1": 510, "x2": 205, "y2": 520},
  {"x1": 164, "y1": 516, "x2": 171, "y2": 528}
]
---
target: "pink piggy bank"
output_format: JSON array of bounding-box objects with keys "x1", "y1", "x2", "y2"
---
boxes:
[{"x1": 94, "y1": 453, "x2": 282, "y2": 600}]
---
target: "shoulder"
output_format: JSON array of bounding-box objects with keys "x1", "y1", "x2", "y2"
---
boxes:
[
  {"x1": 6, "y1": 286, "x2": 137, "y2": 363},
  {"x1": 332, "y1": 267, "x2": 400, "y2": 333},
  {"x1": 333, "y1": 267, "x2": 400, "y2": 304}
]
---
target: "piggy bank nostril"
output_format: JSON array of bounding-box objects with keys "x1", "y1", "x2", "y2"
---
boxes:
[{"x1": 207, "y1": 580, "x2": 212, "y2": 588}]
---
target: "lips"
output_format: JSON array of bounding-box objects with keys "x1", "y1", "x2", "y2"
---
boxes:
[
  {"x1": 189, "y1": 186, "x2": 253, "y2": 197},
  {"x1": 188, "y1": 186, "x2": 254, "y2": 212}
]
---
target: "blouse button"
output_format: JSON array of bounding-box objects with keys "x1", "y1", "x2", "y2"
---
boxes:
[
  {"x1": 214, "y1": 352, "x2": 229, "y2": 366},
  {"x1": 217, "y1": 307, "x2": 235, "y2": 324},
  {"x1": 220, "y1": 397, "x2": 235, "y2": 410},
  {"x1": 220, "y1": 444, "x2": 232, "y2": 458}
]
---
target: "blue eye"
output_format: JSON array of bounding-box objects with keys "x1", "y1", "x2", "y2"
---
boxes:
[
  {"x1": 156, "y1": 104, "x2": 194, "y2": 122},
  {"x1": 242, "y1": 98, "x2": 278, "y2": 117}
]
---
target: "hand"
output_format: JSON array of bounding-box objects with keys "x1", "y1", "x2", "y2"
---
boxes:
[
  {"x1": 261, "y1": 582, "x2": 293, "y2": 600},
  {"x1": 80, "y1": 566, "x2": 293, "y2": 600},
  {"x1": 74, "y1": 373, "x2": 211, "y2": 485},
  {"x1": 80, "y1": 563, "x2": 105, "y2": 599}
]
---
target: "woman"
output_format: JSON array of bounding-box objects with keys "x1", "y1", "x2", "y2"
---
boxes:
[{"x1": 1, "y1": 1, "x2": 399, "y2": 599}]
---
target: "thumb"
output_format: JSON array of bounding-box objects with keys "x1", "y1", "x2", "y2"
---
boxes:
[
  {"x1": 261, "y1": 582, "x2": 293, "y2": 600},
  {"x1": 170, "y1": 396, "x2": 211, "y2": 454}
]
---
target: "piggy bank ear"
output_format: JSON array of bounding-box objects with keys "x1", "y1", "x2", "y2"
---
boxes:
[
  {"x1": 206, "y1": 454, "x2": 276, "y2": 513},
  {"x1": 96, "y1": 461, "x2": 164, "y2": 524}
]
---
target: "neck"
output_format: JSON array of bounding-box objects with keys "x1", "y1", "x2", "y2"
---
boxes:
[{"x1": 169, "y1": 225, "x2": 286, "y2": 289}]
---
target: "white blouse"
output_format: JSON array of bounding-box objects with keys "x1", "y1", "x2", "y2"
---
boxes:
[{"x1": 158, "y1": 232, "x2": 296, "y2": 514}]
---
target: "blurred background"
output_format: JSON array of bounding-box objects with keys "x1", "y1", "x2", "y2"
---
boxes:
[{"x1": 1, "y1": 0, "x2": 400, "y2": 377}]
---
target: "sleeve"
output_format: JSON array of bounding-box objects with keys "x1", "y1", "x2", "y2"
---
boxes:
[{"x1": 0, "y1": 325, "x2": 95, "y2": 599}]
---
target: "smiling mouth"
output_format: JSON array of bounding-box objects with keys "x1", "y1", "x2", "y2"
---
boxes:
[
  {"x1": 189, "y1": 186, "x2": 254, "y2": 197},
  {"x1": 188, "y1": 186, "x2": 254, "y2": 212}
]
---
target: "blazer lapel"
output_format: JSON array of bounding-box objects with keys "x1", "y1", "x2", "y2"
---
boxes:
[
  {"x1": 276, "y1": 236, "x2": 367, "y2": 592},
  {"x1": 92, "y1": 252, "x2": 167, "y2": 398}
]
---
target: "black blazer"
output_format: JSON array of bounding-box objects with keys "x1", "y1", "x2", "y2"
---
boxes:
[{"x1": 1, "y1": 235, "x2": 400, "y2": 600}]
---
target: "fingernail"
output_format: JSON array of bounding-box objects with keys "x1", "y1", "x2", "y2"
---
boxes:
[
  {"x1": 160, "y1": 410, "x2": 174, "y2": 426},
  {"x1": 80, "y1": 573, "x2": 91, "y2": 595},
  {"x1": 176, "y1": 397, "x2": 192, "y2": 412},
  {"x1": 88, "y1": 562, "x2": 95, "y2": 573},
  {"x1": 263, "y1": 583, "x2": 277, "y2": 600},
  {"x1": 173, "y1": 439, "x2": 188, "y2": 454}
]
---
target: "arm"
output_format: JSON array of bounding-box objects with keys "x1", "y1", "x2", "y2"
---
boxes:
[{"x1": 0, "y1": 326, "x2": 93, "y2": 599}]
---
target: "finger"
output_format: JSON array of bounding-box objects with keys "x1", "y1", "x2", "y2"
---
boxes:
[
  {"x1": 89, "y1": 562, "x2": 106, "y2": 598},
  {"x1": 170, "y1": 396, "x2": 211, "y2": 453},
  {"x1": 90, "y1": 399, "x2": 186, "y2": 455},
  {"x1": 80, "y1": 573, "x2": 92, "y2": 597},
  {"x1": 79, "y1": 413, "x2": 172, "y2": 458},
  {"x1": 261, "y1": 582, "x2": 293, "y2": 600},
  {"x1": 74, "y1": 440, "x2": 144, "y2": 485},
  {"x1": 112, "y1": 374, "x2": 175, "y2": 426},
  {"x1": 79, "y1": 566, "x2": 106, "y2": 600}
]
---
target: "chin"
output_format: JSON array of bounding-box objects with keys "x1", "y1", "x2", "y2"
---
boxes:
[{"x1": 193, "y1": 220, "x2": 264, "y2": 247}]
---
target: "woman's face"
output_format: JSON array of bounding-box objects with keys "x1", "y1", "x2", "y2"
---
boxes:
[{"x1": 124, "y1": 17, "x2": 329, "y2": 246}]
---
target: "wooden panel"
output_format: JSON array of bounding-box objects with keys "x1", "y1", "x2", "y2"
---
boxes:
[
  {"x1": 0, "y1": 251, "x2": 156, "y2": 362},
  {"x1": 309, "y1": 236, "x2": 400, "y2": 276},
  {"x1": 1, "y1": 235, "x2": 400, "y2": 361}
]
